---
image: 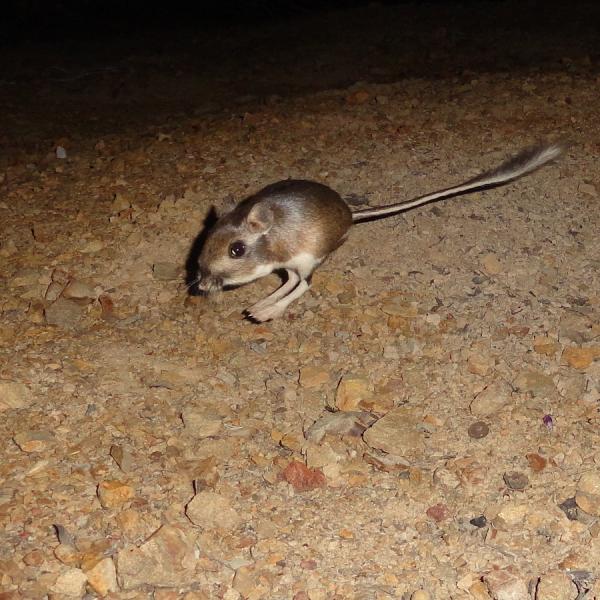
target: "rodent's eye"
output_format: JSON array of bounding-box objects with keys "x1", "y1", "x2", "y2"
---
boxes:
[{"x1": 229, "y1": 241, "x2": 246, "y2": 258}]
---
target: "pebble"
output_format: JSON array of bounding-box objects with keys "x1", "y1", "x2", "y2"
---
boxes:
[
  {"x1": 362, "y1": 406, "x2": 424, "y2": 457},
  {"x1": 84, "y1": 557, "x2": 118, "y2": 596},
  {"x1": 561, "y1": 345, "x2": 600, "y2": 370},
  {"x1": 44, "y1": 297, "x2": 85, "y2": 329},
  {"x1": 503, "y1": 471, "x2": 529, "y2": 491},
  {"x1": 426, "y1": 503, "x2": 451, "y2": 522},
  {"x1": 513, "y1": 369, "x2": 557, "y2": 397},
  {"x1": 117, "y1": 525, "x2": 197, "y2": 588},
  {"x1": 470, "y1": 381, "x2": 511, "y2": 416},
  {"x1": 0, "y1": 382, "x2": 31, "y2": 412},
  {"x1": 335, "y1": 375, "x2": 370, "y2": 411},
  {"x1": 50, "y1": 567, "x2": 87, "y2": 598},
  {"x1": 483, "y1": 569, "x2": 528, "y2": 600},
  {"x1": 526, "y1": 453, "x2": 547, "y2": 472},
  {"x1": 481, "y1": 253, "x2": 503, "y2": 275},
  {"x1": 575, "y1": 471, "x2": 600, "y2": 516},
  {"x1": 110, "y1": 445, "x2": 134, "y2": 472},
  {"x1": 578, "y1": 182, "x2": 597, "y2": 197},
  {"x1": 97, "y1": 480, "x2": 135, "y2": 509},
  {"x1": 153, "y1": 262, "x2": 180, "y2": 281},
  {"x1": 181, "y1": 406, "x2": 223, "y2": 438},
  {"x1": 186, "y1": 490, "x2": 242, "y2": 530},
  {"x1": 299, "y1": 366, "x2": 330, "y2": 388},
  {"x1": 535, "y1": 570, "x2": 578, "y2": 600},
  {"x1": 62, "y1": 279, "x2": 96, "y2": 300},
  {"x1": 13, "y1": 430, "x2": 54, "y2": 452},
  {"x1": 533, "y1": 337, "x2": 560, "y2": 357},
  {"x1": 468, "y1": 421, "x2": 490, "y2": 439},
  {"x1": 467, "y1": 351, "x2": 494, "y2": 376},
  {"x1": 470, "y1": 515, "x2": 487, "y2": 528},
  {"x1": 281, "y1": 460, "x2": 326, "y2": 492},
  {"x1": 305, "y1": 411, "x2": 377, "y2": 443},
  {"x1": 411, "y1": 591, "x2": 431, "y2": 600}
]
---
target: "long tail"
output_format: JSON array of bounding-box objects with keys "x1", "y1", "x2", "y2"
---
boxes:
[{"x1": 351, "y1": 142, "x2": 565, "y2": 223}]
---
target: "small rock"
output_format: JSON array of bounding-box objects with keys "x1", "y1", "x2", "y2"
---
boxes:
[
  {"x1": 281, "y1": 460, "x2": 326, "y2": 492},
  {"x1": 45, "y1": 297, "x2": 85, "y2": 329},
  {"x1": 470, "y1": 381, "x2": 512, "y2": 416},
  {"x1": 481, "y1": 253, "x2": 503, "y2": 275},
  {"x1": 514, "y1": 370, "x2": 556, "y2": 397},
  {"x1": 110, "y1": 445, "x2": 134, "y2": 472},
  {"x1": 561, "y1": 345, "x2": 600, "y2": 370},
  {"x1": 411, "y1": 592, "x2": 431, "y2": 600},
  {"x1": 117, "y1": 525, "x2": 197, "y2": 589},
  {"x1": 558, "y1": 497, "x2": 581, "y2": 521},
  {"x1": 503, "y1": 471, "x2": 529, "y2": 491},
  {"x1": 62, "y1": 279, "x2": 96, "y2": 300},
  {"x1": 0, "y1": 382, "x2": 31, "y2": 412},
  {"x1": 186, "y1": 490, "x2": 241, "y2": 530},
  {"x1": 181, "y1": 406, "x2": 223, "y2": 438},
  {"x1": 484, "y1": 569, "x2": 528, "y2": 600},
  {"x1": 363, "y1": 406, "x2": 424, "y2": 457},
  {"x1": 51, "y1": 567, "x2": 87, "y2": 598},
  {"x1": 468, "y1": 421, "x2": 490, "y2": 439},
  {"x1": 579, "y1": 182, "x2": 597, "y2": 197},
  {"x1": 535, "y1": 570, "x2": 578, "y2": 600},
  {"x1": 305, "y1": 411, "x2": 377, "y2": 443},
  {"x1": 335, "y1": 375, "x2": 371, "y2": 411},
  {"x1": 494, "y1": 502, "x2": 528, "y2": 528},
  {"x1": 13, "y1": 430, "x2": 54, "y2": 452},
  {"x1": 575, "y1": 471, "x2": 600, "y2": 516},
  {"x1": 111, "y1": 192, "x2": 132, "y2": 213},
  {"x1": 467, "y1": 352, "x2": 494, "y2": 376},
  {"x1": 526, "y1": 453, "x2": 547, "y2": 472},
  {"x1": 153, "y1": 262, "x2": 180, "y2": 281},
  {"x1": 97, "y1": 480, "x2": 134, "y2": 509},
  {"x1": 470, "y1": 515, "x2": 487, "y2": 528},
  {"x1": 84, "y1": 557, "x2": 118, "y2": 596},
  {"x1": 299, "y1": 366, "x2": 330, "y2": 388},
  {"x1": 346, "y1": 89, "x2": 370, "y2": 104},
  {"x1": 533, "y1": 337, "x2": 560, "y2": 357},
  {"x1": 426, "y1": 503, "x2": 451, "y2": 522}
]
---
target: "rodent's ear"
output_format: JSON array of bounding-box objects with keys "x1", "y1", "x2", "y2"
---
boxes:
[{"x1": 246, "y1": 204, "x2": 274, "y2": 234}]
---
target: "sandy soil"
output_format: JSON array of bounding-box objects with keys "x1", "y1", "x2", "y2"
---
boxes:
[{"x1": 1, "y1": 2, "x2": 600, "y2": 599}]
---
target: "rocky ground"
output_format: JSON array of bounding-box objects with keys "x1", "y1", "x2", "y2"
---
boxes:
[{"x1": 1, "y1": 2, "x2": 600, "y2": 599}]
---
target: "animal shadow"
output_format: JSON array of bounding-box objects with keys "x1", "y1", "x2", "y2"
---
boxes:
[{"x1": 185, "y1": 206, "x2": 218, "y2": 295}]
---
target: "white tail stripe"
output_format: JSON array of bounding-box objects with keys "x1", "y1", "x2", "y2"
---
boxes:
[{"x1": 352, "y1": 143, "x2": 564, "y2": 223}]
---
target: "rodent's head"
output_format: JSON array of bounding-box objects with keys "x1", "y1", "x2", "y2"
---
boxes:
[{"x1": 196, "y1": 201, "x2": 274, "y2": 293}]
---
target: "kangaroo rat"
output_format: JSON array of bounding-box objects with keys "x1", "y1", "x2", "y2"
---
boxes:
[{"x1": 194, "y1": 142, "x2": 563, "y2": 322}]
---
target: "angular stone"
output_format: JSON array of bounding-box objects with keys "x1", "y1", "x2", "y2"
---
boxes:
[
  {"x1": 97, "y1": 480, "x2": 134, "y2": 509},
  {"x1": 0, "y1": 382, "x2": 31, "y2": 412},
  {"x1": 335, "y1": 376, "x2": 371, "y2": 411},
  {"x1": 484, "y1": 569, "x2": 528, "y2": 600},
  {"x1": 153, "y1": 262, "x2": 180, "y2": 281},
  {"x1": 305, "y1": 411, "x2": 377, "y2": 443},
  {"x1": 13, "y1": 430, "x2": 54, "y2": 452},
  {"x1": 561, "y1": 345, "x2": 600, "y2": 370},
  {"x1": 51, "y1": 567, "x2": 87, "y2": 598},
  {"x1": 181, "y1": 406, "x2": 222, "y2": 438},
  {"x1": 186, "y1": 490, "x2": 241, "y2": 530},
  {"x1": 299, "y1": 367, "x2": 330, "y2": 388},
  {"x1": 45, "y1": 297, "x2": 85, "y2": 329},
  {"x1": 514, "y1": 370, "x2": 556, "y2": 397},
  {"x1": 470, "y1": 381, "x2": 512, "y2": 416},
  {"x1": 533, "y1": 337, "x2": 560, "y2": 357},
  {"x1": 84, "y1": 557, "x2": 118, "y2": 596},
  {"x1": 535, "y1": 570, "x2": 578, "y2": 600},
  {"x1": 363, "y1": 406, "x2": 424, "y2": 458},
  {"x1": 62, "y1": 279, "x2": 96, "y2": 300},
  {"x1": 110, "y1": 445, "x2": 134, "y2": 472},
  {"x1": 116, "y1": 525, "x2": 197, "y2": 589},
  {"x1": 575, "y1": 471, "x2": 600, "y2": 516}
]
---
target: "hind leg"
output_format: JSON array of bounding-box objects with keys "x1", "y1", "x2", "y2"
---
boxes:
[
  {"x1": 247, "y1": 270, "x2": 300, "y2": 314},
  {"x1": 247, "y1": 278, "x2": 309, "y2": 322}
]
